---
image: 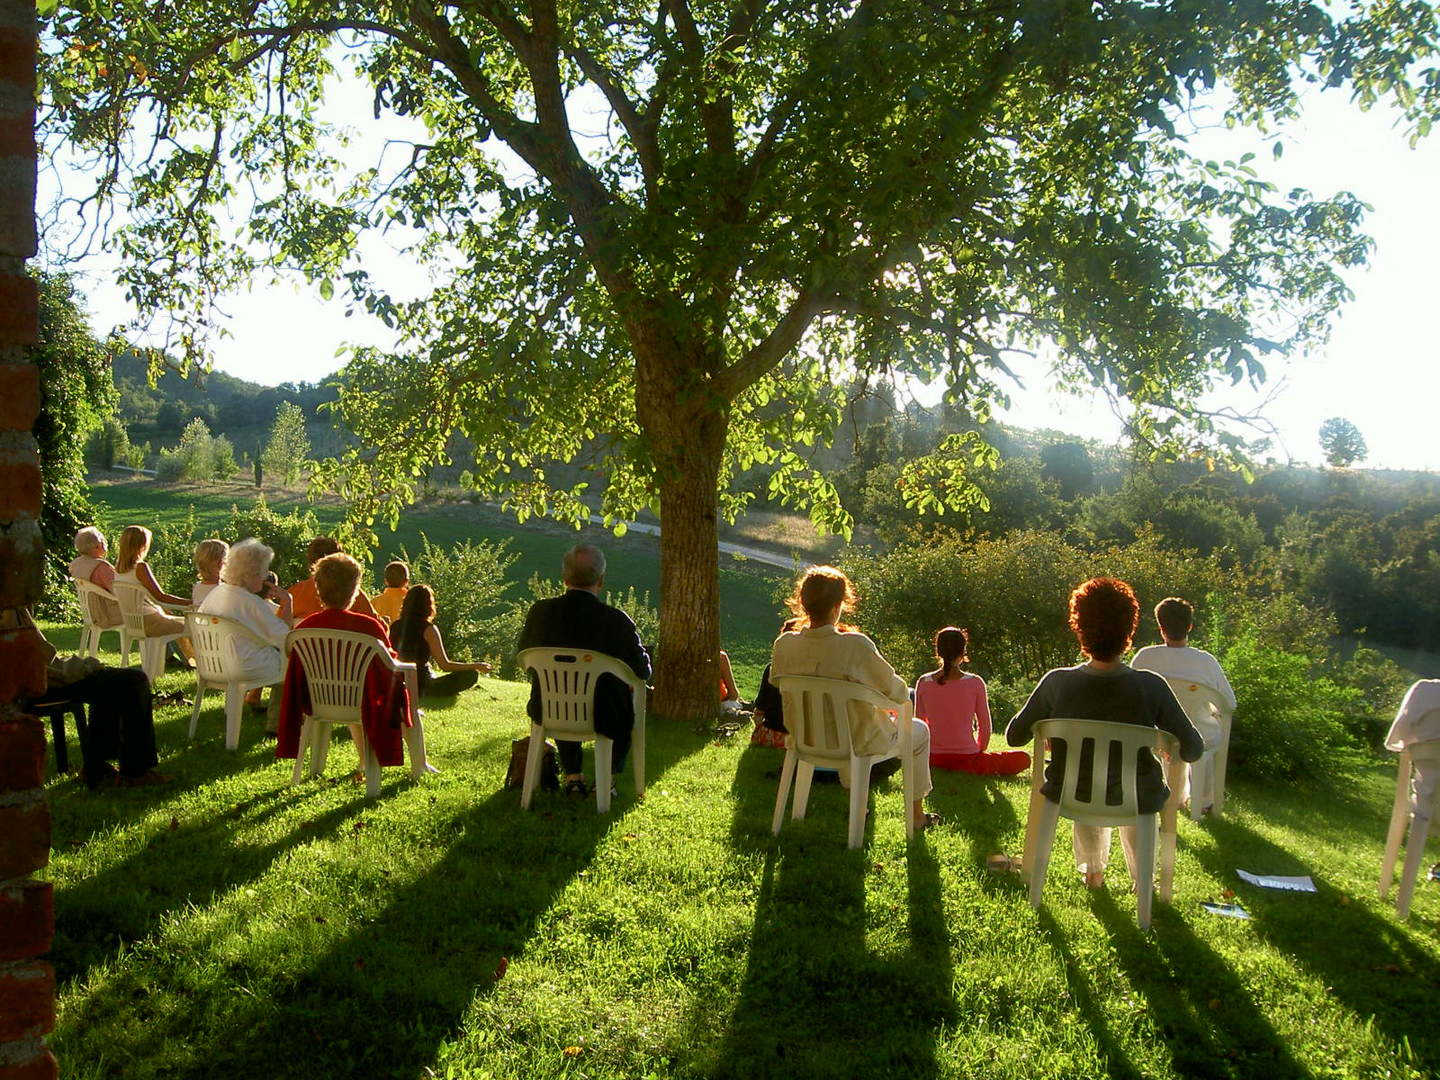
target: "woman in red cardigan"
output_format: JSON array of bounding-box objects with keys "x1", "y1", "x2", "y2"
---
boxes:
[{"x1": 277, "y1": 552, "x2": 434, "y2": 777}]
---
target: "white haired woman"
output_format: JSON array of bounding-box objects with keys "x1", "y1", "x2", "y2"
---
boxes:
[
  {"x1": 197, "y1": 538, "x2": 294, "y2": 694},
  {"x1": 68, "y1": 526, "x2": 121, "y2": 626}
]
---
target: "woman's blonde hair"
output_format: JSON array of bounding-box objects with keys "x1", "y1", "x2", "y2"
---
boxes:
[
  {"x1": 785, "y1": 565, "x2": 858, "y2": 630},
  {"x1": 193, "y1": 539, "x2": 227, "y2": 579},
  {"x1": 114, "y1": 525, "x2": 152, "y2": 574}
]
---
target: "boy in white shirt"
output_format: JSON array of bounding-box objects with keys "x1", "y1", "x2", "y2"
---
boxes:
[{"x1": 1131, "y1": 597, "x2": 1236, "y2": 814}]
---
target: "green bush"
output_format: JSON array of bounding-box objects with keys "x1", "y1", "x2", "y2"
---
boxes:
[
  {"x1": 1216, "y1": 632, "x2": 1366, "y2": 783},
  {"x1": 226, "y1": 495, "x2": 322, "y2": 586},
  {"x1": 147, "y1": 506, "x2": 200, "y2": 600},
  {"x1": 399, "y1": 536, "x2": 524, "y2": 675}
]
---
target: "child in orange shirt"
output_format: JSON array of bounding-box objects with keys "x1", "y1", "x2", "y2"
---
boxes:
[{"x1": 372, "y1": 560, "x2": 410, "y2": 625}]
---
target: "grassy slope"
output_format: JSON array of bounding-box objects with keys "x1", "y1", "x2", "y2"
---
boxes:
[
  {"x1": 43, "y1": 621, "x2": 1440, "y2": 1080},
  {"x1": 89, "y1": 478, "x2": 789, "y2": 691}
]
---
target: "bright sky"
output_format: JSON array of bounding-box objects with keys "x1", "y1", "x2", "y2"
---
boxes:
[{"x1": 45, "y1": 80, "x2": 1440, "y2": 471}]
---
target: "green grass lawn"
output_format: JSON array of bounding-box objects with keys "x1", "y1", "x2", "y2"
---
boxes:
[
  {"x1": 88, "y1": 477, "x2": 790, "y2": 691},
  {"x1": 40, "y1": 621, "x2": 1440, "y2": 1080}
]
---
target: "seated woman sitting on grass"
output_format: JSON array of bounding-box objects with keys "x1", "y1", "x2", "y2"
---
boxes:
[
  {"x1": 391, "y1": 584, "x2": 491, "y2": 700},
  {"x1": 914, "y1": 626, "x2": 1029, "y2": 776},
  {"x1": 278, "y1": 552, "x2": 434, "y2": 776},
  {"x1": 1005, "y1": 577, "x2": 1204, "y2": 889}
]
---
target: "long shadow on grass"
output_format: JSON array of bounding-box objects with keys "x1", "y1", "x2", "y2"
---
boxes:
[
  {"x1": 58, "y1": 724, "x2": 710, "y2": 1079},
  {"x1": 1092, "y1": 894, "x2": 1315, "y2": 1080},
  {"x1": 1190, "y1": 816, "x2": 1440, "y2": 1070},
  {"x1": 700, "y1": 745, "x2": 955, "y2": 1078}
]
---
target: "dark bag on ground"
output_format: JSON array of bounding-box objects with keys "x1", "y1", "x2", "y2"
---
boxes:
[{"x1": 505, "y1": 735, "x2": 559, "y2": 790}]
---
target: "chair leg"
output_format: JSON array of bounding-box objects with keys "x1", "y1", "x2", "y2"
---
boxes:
[
  {"x1": 771, "y1": 749, "x2": 798, "y2": 835},
  {"x1": 312, "y1": 725, "x2": 332, "y2": 777},
  {"x1": 1021, "y1": 781, "x2": 1048, "y2": 880},
  {"x1": 360, "y1": 730, "x2": 382, "y2": 799},
  {"x1": 291, "y1": 721, "x2": 310, "y2": 785},
  {"x1": 520, "y1": 724, "x2": 546, "y2": 809},
  {"x1": 847, "y1": 757, "x2": 872, "y2": 850},
  {"x1": 1028, "y1": 800, "x2": 1061, "y2": 909},
  {"x1": 792, "y1": 762, "x2": 815, "y2": 820},
  {"x1": 1380, "y1": 753, "x2": 1411, "y2": 899},
  {"x1": 1133, "y1": 815, "x2": 1159, "y2": 929},
  {"x1": 403, "y1": 714, "x2": 431, "y2": 779},
  {"x1": 1395, "y1": 812, "x2": 1431, "y2": 919},
  {"x1": 189, "y1": 683, "x2": 206, "y2": 740},
  {"x1": 1158, "y1": 801, "x2": 1178, "y2": 904},
  {"x1": 595, "y1": 737, "x2": 614, "y2": 814},
  {"x1": 141, "y1": 640, "x2": 163, "y2": 683},
  {"x1": 223, "y1": 684, "x2": 244, "y2": 750},
  {"x1": 1212, "y1": 730, "x2": 1230, "y2": 817},
  {"x1": 632, "y1": 715, "x2": 646, "y2": 797},
  {"x1": 120, "y1": 631, "x2": 132, "y2": 668},
  {"x1": 902, "y1": 747, "x2": 915, "y2": 843},
  {"x1": 83, "y1": 627, "x2": 99, "y2": 659}
]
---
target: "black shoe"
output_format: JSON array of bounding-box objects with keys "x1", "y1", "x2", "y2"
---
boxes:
[{"x1": 563, "y1": 777, "x2": 590, "y2": 798}]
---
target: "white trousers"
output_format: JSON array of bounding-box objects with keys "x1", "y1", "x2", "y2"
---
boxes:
[{"x1": 1073, "y1": 823, "x2": 1143, "y2": 878}]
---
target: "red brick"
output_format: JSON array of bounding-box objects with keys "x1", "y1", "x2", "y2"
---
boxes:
[
  {"x1": 0, "y1": 273, "x2": 37, "y2": 345},
  {"x1": 0, "y1": 538, "x2": 46, "y2": 624},
  {"x1": 0, "y1": 462, "x2": 40, "y2": 515},
  {"x1": 0, "y1": 804, "x2": 49, "y2": 885},
  {"x1": 0, "y1": 363, "x2": 37, "y2": 430},
  {"x1": 0, "y1": 26, "x2": 37, "y2": 96},
  {"x1": 0, "y1": 714, "x2": 44, "y2": 792},
  {"x1": 0, "y1": 1047, "x2": 57, "y2": 1080},
  {"x1": 0, "y1": 963, "x2": 54, "y2": 1041},
  {"x1": 0, "y1": 882, "x2": 51, "y2": 964}
]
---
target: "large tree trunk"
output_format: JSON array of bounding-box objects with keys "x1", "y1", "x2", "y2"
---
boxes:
[{"x1": 644, "y1": 382, "x2": 728, "y2": 722}]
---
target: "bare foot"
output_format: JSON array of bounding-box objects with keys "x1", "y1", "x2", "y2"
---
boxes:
[{"x1": 1085, "y1": 869, "x2": 1105, "y2": 889}]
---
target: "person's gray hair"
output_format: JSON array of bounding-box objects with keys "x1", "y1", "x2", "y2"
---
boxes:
[
  {"x1": 74, "y1": 526, "x2": 105, "y2": 555},
  {"x1": 562, "y1": 544, "x2": 606, "y2": 588},
  {"x1": 221, "y1": 538, "x2": 275, "y2": 586}
]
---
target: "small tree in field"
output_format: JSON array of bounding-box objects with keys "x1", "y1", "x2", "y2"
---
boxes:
[
  {"x1": 261, "y1": 402, "x2": 311, "y2": 487},
  {"x1": 1319, "y1": 417, "x2": 1368, "y2": 469}
]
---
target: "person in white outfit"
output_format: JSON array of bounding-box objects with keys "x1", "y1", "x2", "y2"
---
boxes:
[
  {"x1": 1386, "y1": 679, "x2": 1440, "y2": 832},
  {"x1": 769, "y1": 565, "x2": 937, "y2": 830},
  {"x1": 1131, "y1": 597, "x2": 1236, "y2": 815},
  {"x1": 197, "y1": 538, "x2": 294, "y2": 688}
]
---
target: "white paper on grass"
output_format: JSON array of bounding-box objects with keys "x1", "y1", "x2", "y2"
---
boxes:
[{"x1": 1235, "y1": 869, "x2": 1317, "y2": 893}]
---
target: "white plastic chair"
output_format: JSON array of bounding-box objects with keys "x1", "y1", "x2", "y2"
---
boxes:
[
  {"x1": 74, "y1": 579, "x2": 131, "y2": 661},
  {"x1": 1379, "y1": 735, "x2": 1440, "y2": 919},
  {"x1": 285, "y1": 628, "x2": 425, "y2": 798},
  {"x1": 517, "y1": 648, "x2": 647, "y2": 814},
  {"x1": 186, "y1": 612, "x2": 281, "y2": 750},
  {"x1": 112, "y1": 581, "x2": 185, "y2": 683},
  {"x1": 769, "y1": 674, "x2": 915, "y2": 849},
  {"x1": 1163, "y1": 677, "x2": 1233, "y2": 820},
  {"x1": 1021, "y1": 718, "x2": 1180, "y2": 929}
]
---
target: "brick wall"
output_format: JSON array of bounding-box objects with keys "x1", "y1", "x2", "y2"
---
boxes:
[{"x1": 0, "y1": 1, "x2": 53, "y2": 1077}]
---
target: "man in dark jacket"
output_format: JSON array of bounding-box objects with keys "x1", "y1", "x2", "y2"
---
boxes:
[{"x1": 517, "y1": 544, "x2": 652, "y2": 796}]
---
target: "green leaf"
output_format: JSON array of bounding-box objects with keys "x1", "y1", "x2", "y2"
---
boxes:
[{"x1": 318, "y1": 278, "x2": 334, "y2": 301}]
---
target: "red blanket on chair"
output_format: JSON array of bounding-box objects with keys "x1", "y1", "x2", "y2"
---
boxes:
[{"x1": 276, "y1": 609, "x2": 410, "y2": 767}]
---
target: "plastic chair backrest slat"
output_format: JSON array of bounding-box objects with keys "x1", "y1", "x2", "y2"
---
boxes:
[
  {"x1": 772, "y1": 675, "x2": 901, "y2": 761},
  {"x1": 518, "y1": 648, "x2": 641, "y2": 737},
  {"x1": 75, "y1": 579, "x2": 119, "y2": 629},
  {"x1": 1033, "y1": 718, "x2": 1178, "y2": 824},
  {"x1": 187, "y1": 612, "x2": 266, "y2": 682},
  {"x1": 112, "y1": 581, "x2": 153, "y2": 639},
  {"x1": 287, "y1": 629, "x2": 388, "y2": 722}
]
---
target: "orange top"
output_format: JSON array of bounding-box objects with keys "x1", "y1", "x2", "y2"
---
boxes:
[
  {"x1": 287, "y1": 576, "x2": 376, "y2": 620},
  {"x1": 372, "y1": 585, "x2": 409, "y2": 624}
]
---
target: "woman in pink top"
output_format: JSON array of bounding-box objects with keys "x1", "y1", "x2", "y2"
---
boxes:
[{"x1": 913, "y1": 627, "x2": 1029, "y2": 776}]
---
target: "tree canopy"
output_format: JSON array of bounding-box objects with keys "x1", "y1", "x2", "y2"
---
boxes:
[
  {"x1": 40, "y1": 0, "x2": 1440, "y2": 716},
  {"x1": 1319, "y1": 415, "x2": 1369, "y2": 468}
]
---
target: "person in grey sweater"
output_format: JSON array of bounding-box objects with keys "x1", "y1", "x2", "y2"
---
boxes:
[{"x1": 1007, "y1": 577, "x2": 1203, "y2": 888}]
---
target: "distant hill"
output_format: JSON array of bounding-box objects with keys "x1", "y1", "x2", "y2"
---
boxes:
[{"x1": 113, "y1": 352, "x2": 344, "y2": 458}]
